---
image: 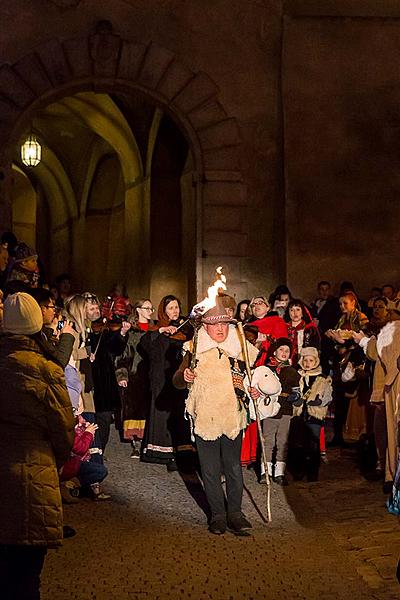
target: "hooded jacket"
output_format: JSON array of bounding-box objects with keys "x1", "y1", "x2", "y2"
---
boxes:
[{"x1": 0, "y1": 333, "x2": 75, "y2": 547}]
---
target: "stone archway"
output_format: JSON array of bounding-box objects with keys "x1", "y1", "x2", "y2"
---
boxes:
[{"x1": 0, "y1": 22, "x2": 247, "y2": 300}]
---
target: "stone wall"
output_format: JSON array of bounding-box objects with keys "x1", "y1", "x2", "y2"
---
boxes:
[
  {"x1": 283, "y1": 5, "x2": 400, "y2": 300},
  {"x1": 1, "y1": 1, "x2": 400, "y2": 304}
]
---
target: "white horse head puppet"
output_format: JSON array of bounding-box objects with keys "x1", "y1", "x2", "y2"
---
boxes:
[{"x1": 245, "y1": 366, "x2": 282, "y2": 420}]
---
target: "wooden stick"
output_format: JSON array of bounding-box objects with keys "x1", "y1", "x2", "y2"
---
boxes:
[{"x1": 237, "y1": 322, "x2": 272, "y2": 523}]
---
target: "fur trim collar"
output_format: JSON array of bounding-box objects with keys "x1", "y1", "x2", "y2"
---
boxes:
[{"x1": 184, "y1": 324, "x2": 258, "y2": 363}]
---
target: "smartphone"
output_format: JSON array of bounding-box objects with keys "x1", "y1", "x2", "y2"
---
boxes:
[{"x1": 56, "y1": 319, "x2": 65, "y2": 331}]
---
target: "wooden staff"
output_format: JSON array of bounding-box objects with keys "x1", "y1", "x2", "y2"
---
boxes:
[
  {"x1": 237, "y1": 322, "x2": 272, "y2": 523},
  {"x1": 188, "y1": 319, "x2": 201, "y2": 389}
]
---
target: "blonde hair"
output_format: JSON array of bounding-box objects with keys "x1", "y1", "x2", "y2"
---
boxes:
[{"x1": 64, "y1": 294, "x2": 89, "y2": 341}]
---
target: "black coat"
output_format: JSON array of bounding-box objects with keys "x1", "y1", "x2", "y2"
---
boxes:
[
  {"x1": 139, "y1": 331, "x2": 190, "y2": 464},
  {"x1": 90, "y1": 329, "x2": 127, "y2": 412}
]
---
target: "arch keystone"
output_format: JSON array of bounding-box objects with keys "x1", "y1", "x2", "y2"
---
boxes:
[{"x1": 89, "y1": 21, "x2": 121, "y2": 78}]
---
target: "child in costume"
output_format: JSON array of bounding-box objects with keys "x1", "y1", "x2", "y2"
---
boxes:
[
  {"x1": 290, "y1": 347, "x2": 332, "y2": 481},
  {"x1": 262, "y1": 338, "x2": 300, "y2": 485}
]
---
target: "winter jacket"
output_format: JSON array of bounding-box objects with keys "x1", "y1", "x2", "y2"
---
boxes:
[
  {"x1": 42, "y1": 326, "x2": 75, "y2": 369},
  {"x1": 0, "y1": 333, "x2": 75, "y2": 547}
]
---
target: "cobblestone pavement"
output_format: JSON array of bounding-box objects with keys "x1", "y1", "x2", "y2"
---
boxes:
[{"x1": 42, "y1": 431, "x2": 399, "y2": 600}]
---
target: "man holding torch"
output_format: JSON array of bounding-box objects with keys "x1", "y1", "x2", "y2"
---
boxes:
[{"x1": 173, "y1": 302, "x2": 260, "y2": 535}]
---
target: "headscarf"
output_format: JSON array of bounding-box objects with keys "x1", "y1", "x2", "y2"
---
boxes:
[{"x1": 155, "y1": 295, "x2": 190, "y2": 341}]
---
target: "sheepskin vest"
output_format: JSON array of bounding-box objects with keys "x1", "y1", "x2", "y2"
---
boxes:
[
  {"x1": 185, "y1": 325, "x2": 258, "y2": 441},
  {"x1": 294, "y1": 371, "x2": 332, "y2": 421}
]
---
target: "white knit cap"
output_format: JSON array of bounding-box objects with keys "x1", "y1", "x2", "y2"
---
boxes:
[{"x1": 3, "y1": 292, "x2": 43, "y2": 335}]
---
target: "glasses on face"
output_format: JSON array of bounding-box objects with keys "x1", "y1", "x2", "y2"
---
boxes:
[
  {"x1": 42, "y1": 304, "x2": 56, "y2": 310},
  {"x1": 140, "y1": 306, "x2": 154, "y2": 312},
  {"x1": 250, "y1": 300, "x2": 267, "y2": 308}
]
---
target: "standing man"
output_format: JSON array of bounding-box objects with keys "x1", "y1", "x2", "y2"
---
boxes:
[
  {"x1": 0, "y1": 293, "x2": 75, "y2": 599},
  {"x1": 173, "y1": 303, "x2": 259, "y2": 535},
  {"x1": 310, "y1": 281, "x2": 341, "y2": 374}
]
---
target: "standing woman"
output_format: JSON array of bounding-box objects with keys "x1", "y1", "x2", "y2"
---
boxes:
[
  {"x1": 63, "y1": 293, "x2": 108, "y2": 495},
  {"x1": 0, "y1": 293, "x2": 75, "y2": 598},
  {"x1": 326, "y1": 291, "x2": 369, "y2": 446},
  {"x1": 63, "y1": 294, "x2": 99, "y2": 415},
  {"x1": 140, "y1": 295, "x2": 193, "y2": 471},
  {"x1": 115, "y1": 299, "x2": 155, "y2": 457},
  {"x1": 284, "y1": 299, "x2": 320, "y2": 368}
]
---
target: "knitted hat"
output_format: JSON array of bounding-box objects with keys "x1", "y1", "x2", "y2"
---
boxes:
[
  {"x1": 14, "y1": 242, "x2": 38, "y2": 264},
  {"x1": 202, "y1": 302, "x2": 232, "y2": 324},
  {"x1": 298, "y1": 346, "x2": 320, "y2": 369},
  {"x1": 3, "y1": 292, "x2": 43, "y2": 335}
]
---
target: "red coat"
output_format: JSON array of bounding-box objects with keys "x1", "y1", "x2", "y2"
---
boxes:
[{"x1": 60, "y1": 424, "x2": 93, "y2": 482}]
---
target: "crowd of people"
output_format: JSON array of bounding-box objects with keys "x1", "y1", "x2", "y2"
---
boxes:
[{"x1": 0, "y1": 231, "x2": 400, "y2": 597}]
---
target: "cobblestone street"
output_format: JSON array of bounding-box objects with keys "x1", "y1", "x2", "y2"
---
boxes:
[{"x1": 42, "y1": 431, "x2": 399, "y2": 600}]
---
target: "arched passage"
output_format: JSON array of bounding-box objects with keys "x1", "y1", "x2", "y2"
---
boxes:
[{"x1": 0, "y1": 25, "x2": 247, "y2": 305}]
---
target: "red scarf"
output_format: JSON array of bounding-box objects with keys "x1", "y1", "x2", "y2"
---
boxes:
[
  {"x1": 266, "y1": 355, "x2": 290, "y2": 375},
  {"x1": 287, "y1": 320, "x2": 305, "y2": 363}
]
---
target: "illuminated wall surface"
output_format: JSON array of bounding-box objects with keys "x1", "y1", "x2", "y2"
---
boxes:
[{"x1": 0, "y1": 1, "x2": 399, "y2": 308}]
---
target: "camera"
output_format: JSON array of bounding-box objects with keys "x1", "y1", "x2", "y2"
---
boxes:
[{"x1": 56, "y1": 319, "x2": 65, "y2": 331}]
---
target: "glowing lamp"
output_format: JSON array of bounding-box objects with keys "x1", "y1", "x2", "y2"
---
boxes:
[{"x1": 21, "y1": 134, "x2": 41, "y2": 167}]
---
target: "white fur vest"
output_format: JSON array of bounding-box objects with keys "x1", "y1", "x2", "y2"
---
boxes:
[{"x1": 184, "y1": 325, "x2": 258, "y2": 441}]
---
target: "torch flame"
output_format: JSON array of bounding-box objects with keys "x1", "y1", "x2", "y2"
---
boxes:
[{"x1": 190, "y1": 266, "x2": 227, "y2": 317}]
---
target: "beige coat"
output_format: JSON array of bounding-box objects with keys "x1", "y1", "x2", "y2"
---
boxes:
[
  {"x1": 375, "y1": 322, "x2": 400, "y2": 481},
  {"x1": 0, "y1": 334, "x2": 75, "y2": 547}
]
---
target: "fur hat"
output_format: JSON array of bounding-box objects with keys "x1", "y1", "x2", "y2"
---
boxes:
[
  {"x1": 218, "y1": 293, "x2": 236, "y2": 311},
  {"x1": 273, "y1": 337, "x2": 292, "y2": 351},
  {"x1": 3, "y1": 292, "x2": 43, "y2": 335},
  {"x1": 14, "y1": 242, "x2": 37, "y2": 264},
  {"x1": 202, "y1": 302, "x2": 232, "y2": 324},
  {"x1": 298, "y1": 346, "x2": 320, "y2": 368}
]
